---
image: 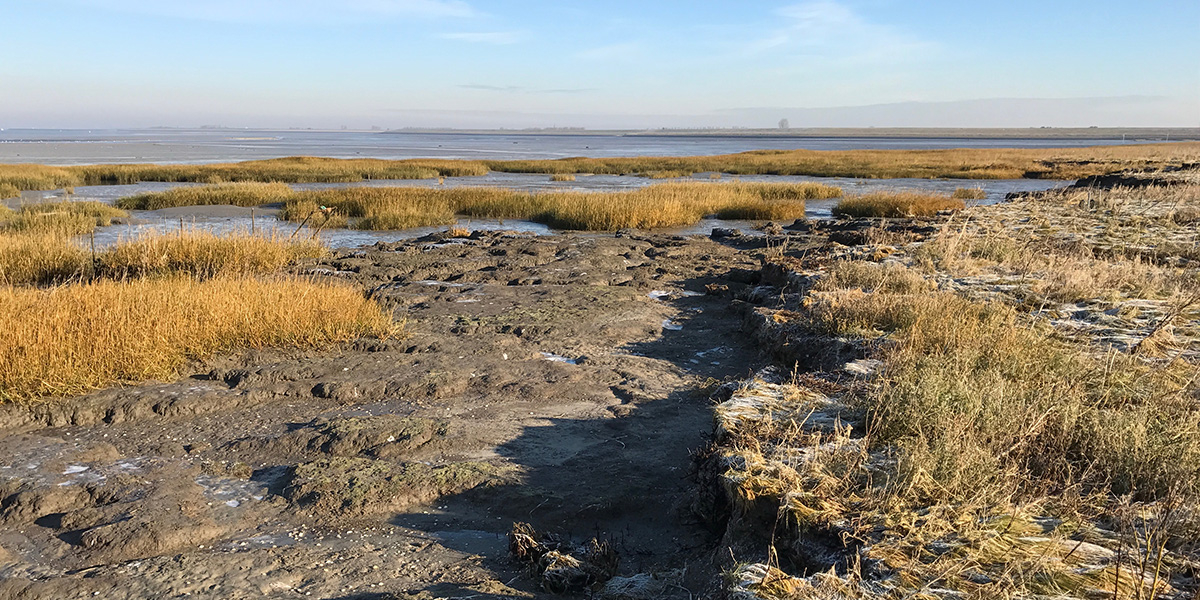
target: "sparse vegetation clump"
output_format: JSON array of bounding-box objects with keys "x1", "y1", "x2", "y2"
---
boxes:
[
  {"x1": 549, "y1": 174, "x2": 576, "y2": 182},
  {"x1": 641, "y1": 170, "x2": 694, "y2": 179},
  {"x1": 832, "y1": 191, "x2": 964, "y2": 218},
  {"x1": 0, "y1": 276, "x2": 396, "y2": 402},
  {"x1": 951, "y1": 186, "x2": 987, "y2": 200},
  {"x1": 0, "y1": 183, "x2": 20, "y2": 199}
]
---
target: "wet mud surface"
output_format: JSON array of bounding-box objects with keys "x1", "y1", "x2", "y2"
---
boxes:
[{"x1": 0, "y1": 229, "x2": 799, "y2": 599}]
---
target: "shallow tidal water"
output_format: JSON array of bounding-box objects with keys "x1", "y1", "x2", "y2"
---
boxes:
[
  {"x1": 6, "y1": 172, "x2": 1067, "y2": 249},
  {"x1": 0, "y1": 128, "x2": 1145, "y2": 165}
]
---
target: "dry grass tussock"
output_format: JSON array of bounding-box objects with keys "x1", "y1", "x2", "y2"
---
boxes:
[
  {"x1": 832, "y1": 192, "x2": 965, "y2": 218},
  {"x1": 549, "y1": 173, "x2": 576, "y2": 182},
  {"x1": 0, "y1": 276, "x2": 396, "y2": 402},
  {"x1": 130, "y1": 181, "x2": 843, "y2": 230},
  {"x1": 951, "y1": 187, "x2": 987, "y2": 200},
  {"x1": 734, "y1": 261, "x2": 1200, "y2": 597},
  {"x1": 805, "y1": 279, "x2": 1199, "y2": 503},
  {"x1": 0, "y1": 183, "x2": 20, "y2": 199},
  {"x1": 916, "y1": 184, "x2": 1200, "y2": 304}
]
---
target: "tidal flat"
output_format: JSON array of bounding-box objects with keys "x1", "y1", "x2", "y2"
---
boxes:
[{"x1": 0, "y1": 147, "x2": 1197, "y2": 599}]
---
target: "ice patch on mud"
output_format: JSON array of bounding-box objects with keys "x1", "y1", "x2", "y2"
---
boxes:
[
  {"x1": 63, "y1": 465, "x2": 89, "y2": 475},
  {"x1": 648, "y1": 290, "x2": 704, "y2": 300},
  {"x1": 540, "y1": 352, "x2": 578, "y2": 365},
  {"x1": 195, "y1": 474, "x2": 270, "y2": 509},
  {"x1": 416, "y1": 280, "x2": 467, "y2": 287},
  {"x1": 307, "y1": 267, "x2": 355, "y2": 276},
  {"x1": 662, "y1": 319, "x2": 683, "y2": 331}
]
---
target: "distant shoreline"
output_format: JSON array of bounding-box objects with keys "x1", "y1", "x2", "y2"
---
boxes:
[
  {"x1": 380, "y1": 127, "x2": 1200, "y2": 140},
  {"x1": 2, "y1": 126, "x2": 1195, "y2": 141}
]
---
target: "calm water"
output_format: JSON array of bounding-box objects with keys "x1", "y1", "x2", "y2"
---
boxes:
[{"x1": 0, "y1": 128, "x2": 1147, "y2": 165}]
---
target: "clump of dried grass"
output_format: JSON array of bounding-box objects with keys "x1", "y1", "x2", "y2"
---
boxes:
[
  {"x1": 952, "y1": 187, "x2": 987, "y2": 200},
  {"x1": 832, "y1": 192, "x2": 965, "y2": 218}
]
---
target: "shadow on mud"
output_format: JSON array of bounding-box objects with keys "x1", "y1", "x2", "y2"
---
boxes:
[{"x1": 387, "y1": 276, "x2": 771, "y2": 596}]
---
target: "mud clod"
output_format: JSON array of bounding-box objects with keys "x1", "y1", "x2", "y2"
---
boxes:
[{"x1": 283, "y1": 456, "x2": 499, "y2": 517}]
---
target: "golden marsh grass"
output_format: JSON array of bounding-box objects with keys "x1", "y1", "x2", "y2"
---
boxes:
[
  {"x1": 0, "y1": 164, "x2": 80, "y2": 191},
  {"x1": 72, "y1": 156, "x2": 490, "y2": 185},
  {"x1": 0, "y1": 233, "x2": 88, "y2": 286},
  {"x1": 832, "y1": 191, "x2": 965, "y2": 218},
  {"x1": 124, "y1": 180, "x2": 843, "y2": 230},
  {"x1": 0, "y1": 276, "x2": 396, "y2": 402},
  {"x1": 1, "y1": 201, "x2": 128, "y2": 235},
  {"x1": 117, "y1": 182, "x2": 292, "y2": 210},
  {"x1": 0, "y1": 183, "x2": 20, "y2": 199},
  {"x1": 3, "y1": 143, "x2": 1196, "y2": 192},
  {"x1": 99, "y1": 229, "x2": 325, "y2": 279},
  {"x1": 485, "y1": 142, "x2": 1200, "y2": 179},
  {"x1": 0, "y1": 227, "x2": 325, "y2": 286}
]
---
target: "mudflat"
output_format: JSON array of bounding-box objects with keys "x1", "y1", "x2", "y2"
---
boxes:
[{"x1": 0, "y1": 229, "x2": 779, "y2": 599}]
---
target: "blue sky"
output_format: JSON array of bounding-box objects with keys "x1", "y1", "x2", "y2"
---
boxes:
[{"x1": 1, "y1": 0, "x2": 1197, "y2": 128}]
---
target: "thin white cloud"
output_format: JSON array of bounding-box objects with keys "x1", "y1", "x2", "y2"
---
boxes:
[
  {"x1": 439, "y1": 31, "x2": 524, "y2": 44},
  {"x1": 747, "y1": 1, "x2": 936, "y2": 65},
  {"x1": 459, "y1": 84, "x2": 596, "y2": 94},
  {"x1": 71, "y1": 0, "x2": 477, "y2": 22},
  {"x1": 576, "y1": 42, "x2": 641, "y2": 61}
]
